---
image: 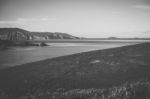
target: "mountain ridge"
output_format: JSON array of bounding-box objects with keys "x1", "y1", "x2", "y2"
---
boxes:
[{"x1": 0, "y1": 28, "x2": 79, "y2": 40}]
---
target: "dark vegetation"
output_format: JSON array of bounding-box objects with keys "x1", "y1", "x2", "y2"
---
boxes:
[
  {"x1": 17, "y1": 80, "x2": 150, "y2": 99},
  {"x1": 0, "y1": 40, "x2": 48, "y2": 49},
  {"x1": 0, "y1": 40, "x2": 13, "y2": 50},
  {"x1": 0, "y1": 43, "x2": 150, "y2": 98},
  {"x1": 1, "y1": 80, "x2": 150, "y2": 99}
]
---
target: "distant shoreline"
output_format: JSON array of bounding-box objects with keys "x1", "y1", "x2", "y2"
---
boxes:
[
  {"x1": 5, "y1": 39, "x2": 150, "y2": 43},
  {"x1": 1, "y1": 39, "x2": 148, "y2": 49}
]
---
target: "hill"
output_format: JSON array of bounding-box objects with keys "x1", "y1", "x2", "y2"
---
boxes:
[
  {"x1": 0, "y1": 28, "x2": 79, "y2": 41},
  {"x1": 0, "y1": 43, "x2": 150, "y2": 98}
]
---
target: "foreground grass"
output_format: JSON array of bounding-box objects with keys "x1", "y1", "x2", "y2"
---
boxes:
[{"x1": 1, "y1": 80, "x2": 150, "y2": 99}]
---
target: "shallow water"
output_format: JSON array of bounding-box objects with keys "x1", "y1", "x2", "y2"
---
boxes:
[{"x1": 0, "y1": 40, "x2": 148, "y2": 69}]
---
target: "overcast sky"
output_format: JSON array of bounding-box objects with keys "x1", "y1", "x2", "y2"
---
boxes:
[{"x1": 0, "y1": 0, "x2": 150, "y2": 38}]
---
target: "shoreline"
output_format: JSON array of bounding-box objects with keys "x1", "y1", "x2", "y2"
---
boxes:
[{"x1": 0, "y1": 42, "x2": 138, "y2": 70}]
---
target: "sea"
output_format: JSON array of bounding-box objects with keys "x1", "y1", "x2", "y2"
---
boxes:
[{"x1": 0, "y1": 40, "x2": 149, "y2": 69}]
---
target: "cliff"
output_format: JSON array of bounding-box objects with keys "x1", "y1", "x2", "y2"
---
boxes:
[{"x1": 0, "y1": 28, "x2": 79, "y2": 41}]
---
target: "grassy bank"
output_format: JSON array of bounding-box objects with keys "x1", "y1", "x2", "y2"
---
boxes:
[{"x1": 0, "y1": 42, "x2": 150, "y2": 99}]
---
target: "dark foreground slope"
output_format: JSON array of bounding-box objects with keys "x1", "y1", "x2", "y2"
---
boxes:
[{"x1": 0, "y1": 43, "x2": 150, "y2": 99}]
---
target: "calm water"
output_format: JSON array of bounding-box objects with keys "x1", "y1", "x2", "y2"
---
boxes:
[{"x1": 0, "y1": 40, "x2": 148, "y2": 69}]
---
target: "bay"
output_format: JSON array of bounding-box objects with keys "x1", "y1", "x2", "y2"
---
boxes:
[{"x1": 0, "y1": 40, "x2": 148, "y2": 69}]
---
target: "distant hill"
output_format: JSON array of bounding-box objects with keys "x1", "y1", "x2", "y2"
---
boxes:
[
  {"x1": 0, "y1": 28, "x2": 79, "y2": 41},
  {"x1": 0, "y1": 43, "x2": 150, "y2": 98},
  {"x1": 108, "y1": 37, "x2": 118, "y2": 39},
  {"x1": 31, "y1": 32, "x2": 79, "y2": 39}
]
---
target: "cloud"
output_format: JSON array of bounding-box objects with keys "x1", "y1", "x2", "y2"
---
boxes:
[
  {"x1": 141, "y1": 31, "x2": 150, "y2": 33},
  {"x1": 17, "y1": 17, "x2": 57, "y2": 22},
  {"x1": 111, "y1": 11, "x2": 121, "y2": 14},
  {"x1": 0, "y1": 17, "x2": 57, "y2": 24},
  {"x1": 0, "y1": 17, "x2": 57, "y2": 30},
  {"x1": 133, "y1": 5, "x2": 150, "y2": 10}
]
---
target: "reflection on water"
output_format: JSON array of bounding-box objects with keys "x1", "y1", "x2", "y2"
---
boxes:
[{"x1": 0, "y1": 41, "x2": 144, "y2": 69}]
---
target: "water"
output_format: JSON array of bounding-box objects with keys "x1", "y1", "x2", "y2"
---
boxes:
[{"x1": 0, "y1": 40, "x2": 148, "y2": 69}]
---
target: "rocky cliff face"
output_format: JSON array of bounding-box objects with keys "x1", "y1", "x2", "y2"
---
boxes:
[
  {"x1": 0, "y1": 28, "x2": 79, "y2": 40},
  {"x1": 0, "y1": 28, "x2": 32, "y2": 40}
]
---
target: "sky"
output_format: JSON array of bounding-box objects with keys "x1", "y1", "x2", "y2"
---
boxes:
[{"x1": 0, "y1": 0, "x2": 150, "y2": 38}]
